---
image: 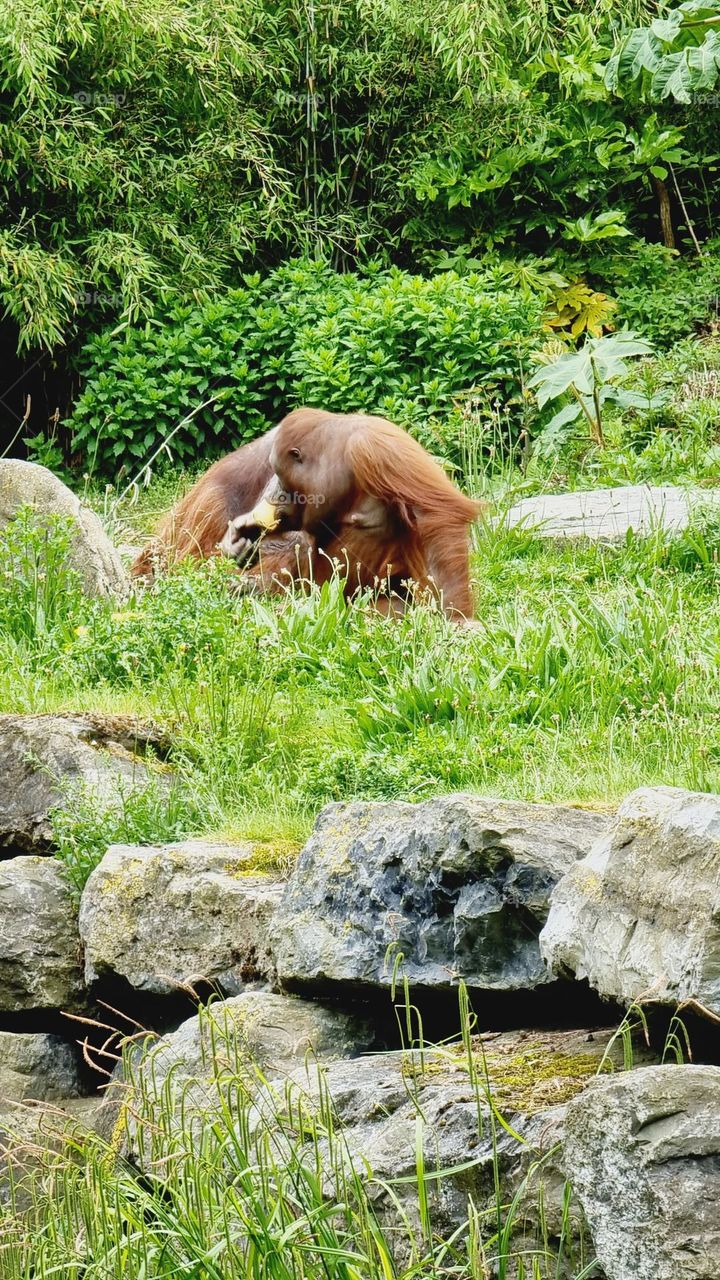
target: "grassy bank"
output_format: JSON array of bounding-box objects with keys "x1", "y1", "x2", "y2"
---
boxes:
[{"x1": 3, "y1": 501, "x2": 720, "y2": 887}]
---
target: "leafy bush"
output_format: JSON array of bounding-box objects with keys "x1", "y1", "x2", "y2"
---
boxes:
[
  {"x1": 525, "y1": 333, "x2": 720, "y2": 485},
  {"x1": 610, "y1": 241, "x2": 720, "y2": 347},
  {"x1": 528, "y1": 330, "x2": 655, "y2": 452},
  {"x1": 69, "y1": 260, "x2": 543, "y2": 473}
]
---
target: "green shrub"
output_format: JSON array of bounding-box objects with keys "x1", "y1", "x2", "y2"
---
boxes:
[
  {"x1": 0, "y1": 508, "x2": 86, "y2": 649},
  {"x1": 69, "y1": 259, "x2": 543, "y2": 474},
  {"x1": 609, "y1": 241, "x2": 720, "y2": 347}
]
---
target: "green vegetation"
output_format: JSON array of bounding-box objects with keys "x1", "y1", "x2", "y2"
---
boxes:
[
  {"x1": 528, "y1": 330, "x2": 655, "y2": 450},
  {"x1": 5, "y1": 0, "x2": 720, "y2": 461},
  {"x1": 607, "y1": 0, "x2": 720, "y2": 103},
  {"x1": 0, "y1": 988, "x2": 607, "y2": 1280},
  {"x1": 69, "y1": 261, "x2": 541, "y2": 473}
]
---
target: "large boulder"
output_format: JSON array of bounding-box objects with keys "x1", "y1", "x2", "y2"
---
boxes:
[
  {"x1": 100, "y1": 990, "x2": 372, "y2": 1147},
  {"x1": 0, "y1": 458, "x2": 128, "y2": 597},
  {"x1": 79, "y1": 840, "x2": 285, "y2": 996},
  {"x1": 563, "y1": 1064, "x2": 720, "y2": 1280},
  {"x1": 0, "y1": 713, "x2": 171, "y2": 853},
  {"x1": 0, "y1": 1032, "x2": 83, "y2": 1104},
  {"x1": 0, "y1": 856, "x2": 84, "y2": 1013},
  {"x1": 541, "y1": 786, "x2": 720, "y2": 1016},
  {"x1": 271, "y1": 795, "x2": 611, "y2": 993}
]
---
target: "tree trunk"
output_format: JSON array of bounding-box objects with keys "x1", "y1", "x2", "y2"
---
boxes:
[{"x1": 651, "y1": 174, "x2": 675, "y2": 251}]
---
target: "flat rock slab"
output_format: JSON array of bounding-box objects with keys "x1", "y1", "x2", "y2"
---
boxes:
[
  {"x1": 0, "y1": 459, "x2": 128, "y2": 598},
  {"x1": 563, "y1": 1064, "x2": 720, "y2": 1280},
  {"x1": 0, "y1": 713, "x2": 171, "y2": 854},
  {"x1": 0, "y1": 856, "x2": 83, "y2": 1013},
  {"x1": 503, "y1": 484, "x2": 720, "y2": 539},
  {"x1": 247, "y1": 1026, "x2": 636, "y2": 1248},
  {"x1": 271, "y1": 794, "x2": 611, "y2": 993},
  {"x1": 108, "y1": 1017, "x2": 631, "y2": 1252},
  {"x1": 80, "y1": 840, "x2": 286, "y2": 996},
  {"x1": 541, "y1": 786, "x2": 720, "y2": 1017}
]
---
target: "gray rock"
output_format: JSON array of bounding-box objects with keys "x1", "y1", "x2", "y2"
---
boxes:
[
  {"x1": 79, "y1": 840, "x2": 286, "y2": 996},
  {"x1": 0, "y1": 713, "x2": 171, "y2": 853},
  {"x1": 0, "y1": 856, "x2": 83, "y2": 1012},
  {"x1": 249, "y1": 1026, "x2": 630, "y2": 1251},
  {"x1": 541, "y1": 786, "x2": 720, "y2": 1016},
  {"x1": 271, "y1": 795, "x2": 611, "y2": 993},
  {"x1": 0, "y1": 1033, "x2": 83, "y2": 1104},
  {"x1": 503, "y1": 484, "x2": 720, "y2": 540},
  {"x1": 108, "y1": 1015, "x2": 623, "y2": 1256},
  {"x1": 563, "y1": 1064, "x2": 720, "y2": 1280},
  {"x1": 0, "y1": 458, "x2": 128, "y2": 597},
  {"x1": 142, "y1": 990, "x2": 369, "y2": 1081},
  {"x1": 100, "y1": 990, "x2": 372, "y2": 1147},
  {"x1": 0, "y1": 1097, "x2": 99, "y2": 1209}
]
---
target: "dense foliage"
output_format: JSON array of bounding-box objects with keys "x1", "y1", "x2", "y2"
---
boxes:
[
  {"x1": 2, "y1": 0, "x2": 719, "y2": 360},
  {"x1": 607, "y1": 0, "x2": 720, "y2": 102},
  {"x1": 3, "y1": 7, "x2": 720, "y2": 1273},
  {"x1": 69, "y1": 260, "x2": 542, "y2": 472},
  {"x1": 68, "y1": 243, "x2": 720, "y2": 475}
]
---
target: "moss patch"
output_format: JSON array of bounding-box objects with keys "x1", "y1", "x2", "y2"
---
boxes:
[
  {"x1": 226, "y1": 840, "x2": 301, "y2": 879},
  {"x1": 402, "y1": 1031, "x2": 620, "y2": 1116},
  {"x1": 480, "y1": 1045, "x2": 611, "y2": 1112}
]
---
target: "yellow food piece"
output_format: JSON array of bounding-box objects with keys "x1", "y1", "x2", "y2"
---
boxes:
[{"x1": 250, "y1": 498, "x2": 281, "y2": 531}]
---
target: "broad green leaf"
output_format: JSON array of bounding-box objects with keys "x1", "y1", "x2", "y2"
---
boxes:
[
  {"x1": 653, "y1": 50, "x2": 696, "y2": 100},
  {"x1": 529, "y1": 332, "x2": 653, "y2": 409},
  {"x1": 678, "y1": 0, "x2": 720, "y2": 19},
  {"x1": 528, "y1": 349, "x2": 595, "y2": 404},
  {"x1": 687, "y1": 30, "x2": 720, "y2": 85},
  {"x1": 545, "y1": 402, "x2": 582, "y2": 431},
  {"x1": 613, "y1": 387, "x2": 671, "y2": 410},
  {"x1": 650, "y1": 16, "x2": 687, "y2": 43},
  {"x1": 619, "y1": 28, "x2": 664, "y2": 79}
]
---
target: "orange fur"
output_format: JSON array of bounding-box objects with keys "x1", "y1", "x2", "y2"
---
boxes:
[
  {"x1": 133, "y1": 407, "x2": 484, "y2": 620},
  {"x1": 267, "y1": 409, "x2": 484, "y2": 618},
  {"x1": 132, "y1": 433, "x2": 275, "y2": 578}
]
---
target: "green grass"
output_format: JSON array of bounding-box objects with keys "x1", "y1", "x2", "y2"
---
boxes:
[
  {"x1": 0, "y1": 985, "x2": 604, "y2": 1280},
  {"x1": 4, "y1": 502, "x2": 720, "y2": 889}
]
